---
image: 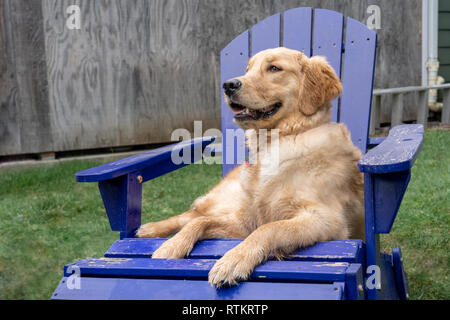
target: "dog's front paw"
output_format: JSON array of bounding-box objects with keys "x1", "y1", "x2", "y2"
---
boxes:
[
  {"x1": 135, "y1": 222, "x2": 162, "y2": 238},
  {"x1": 151, "y1": 237, "x2": 189, "y2": 259},
  {"x1": 208, "y1": 250, "x2": 255, "y2": 288}
]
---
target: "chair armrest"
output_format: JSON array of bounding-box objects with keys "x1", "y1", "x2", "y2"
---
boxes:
[
  {"x1": 75, "y1": 136, "x2": 215, "y2": 183},
  {"x1": 358, "y1": 124, "x2": 424, "y2": 174}
]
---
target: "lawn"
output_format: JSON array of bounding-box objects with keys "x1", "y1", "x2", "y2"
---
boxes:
[{"x1": 0, "y1": 130, "x2": 448, "y2": 300}]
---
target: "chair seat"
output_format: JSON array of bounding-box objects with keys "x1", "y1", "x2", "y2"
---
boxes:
[
  {"x1": 52, "y1": 277, "x2": 346, "y2": 300},
  {"x1": 51, "y1": 239, "x2": 365, "y2": 300},
  {"x1": 105, "y1": 238, "x2": 364, "y2": 263}
]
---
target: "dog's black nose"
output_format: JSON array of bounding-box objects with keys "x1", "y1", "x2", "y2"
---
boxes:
[{"x1": 223, "y1": 79, "x2": 242, "y2": 97}]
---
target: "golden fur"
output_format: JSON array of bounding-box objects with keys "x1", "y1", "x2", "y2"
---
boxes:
[{"x1": 136, "y1": 47, "x2": 365, "y2": 287}]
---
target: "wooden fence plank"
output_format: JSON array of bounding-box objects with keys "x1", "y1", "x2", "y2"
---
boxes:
[
  {"x1": 442, "y1": 89, "x2": 450, "y2": 124},
  {"x1": 391, "y1": 93, "x2": 404, "y2": 127},
  {"x1": 42, "y1": 0, "x2": 120, "y2": 151},
  {"x1": 416, "y1": 91, "x2": 429, "y2": 125},
  {"x1": 0, "y1": 0, "x2": 21, "y2": 155},
  {"x1": 5, "y1": 0, "x2": 53, "y2": 154}
]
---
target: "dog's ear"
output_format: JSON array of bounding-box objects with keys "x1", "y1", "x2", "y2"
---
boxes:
[{"x1": 297, "y1": 55, "x2": 343, "y2": 116}]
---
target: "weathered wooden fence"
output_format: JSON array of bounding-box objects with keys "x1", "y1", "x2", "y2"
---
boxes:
[{"x1": 0, "y1": 0, "x2": 423, "y2": 157}]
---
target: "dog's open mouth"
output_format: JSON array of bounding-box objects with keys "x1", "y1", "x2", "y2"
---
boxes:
[{"x1": 230, "y1": 102, "x2": 282, "y2": 121}]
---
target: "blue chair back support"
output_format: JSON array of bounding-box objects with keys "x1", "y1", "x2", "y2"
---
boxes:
[{"x1": 220, "y1": 8, "x2": 377, "y2": 177}]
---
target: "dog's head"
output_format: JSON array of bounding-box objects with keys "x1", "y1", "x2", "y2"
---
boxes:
[{"x1": 223, "y1": 47, "x2": 342, "y2": 133}]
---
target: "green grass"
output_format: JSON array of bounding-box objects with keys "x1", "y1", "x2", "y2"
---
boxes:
[
  {"x1": 0, "y1": 130, "x2": 448, "y2": 300},
  {"x1": 0, "y1": 159, "x2": 221, "y2": 300},
  {"x1": 381, "y1": 129, "x2": 450, "y2": 299}
]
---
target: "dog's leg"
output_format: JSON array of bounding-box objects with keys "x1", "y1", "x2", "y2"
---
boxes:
[
  {"x1": 208, "y1": 206, "x2": 348, "y2": 287},
  {"x1": 151, "y1": 215, "x2": 248, "y2": 259},
  {"x1": 135, "y1": 210, "x2": 201, "y2": 238}
]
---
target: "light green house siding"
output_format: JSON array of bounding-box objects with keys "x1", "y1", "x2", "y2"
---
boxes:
[{"x1": 439, "y1": 0, "x2": 450, "y2": 83}]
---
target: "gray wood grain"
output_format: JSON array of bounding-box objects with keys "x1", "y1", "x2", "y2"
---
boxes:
[
  {"x1": 0, "y1": 0, "x2": 21, "y2": 155},
  {"x1": 0, "y1": 0, "x2": 423, "y2": 156},
  {"x1": 1, "y1": 0, "x2": 53, "y2": 155},
  {"x1": 42, "y1": 0, "x2": 121, "y2": 151}
]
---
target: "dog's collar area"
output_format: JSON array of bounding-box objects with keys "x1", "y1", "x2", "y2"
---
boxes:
[{"x1": 244, "y1": 153, "x2": 253, "y2": 167}]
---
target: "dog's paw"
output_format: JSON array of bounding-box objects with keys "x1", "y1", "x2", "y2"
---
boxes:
[
  {"x1": 208, "y1": 250, "x2": 255, "y2": 288},
  {"x1": 135, "y1": 222, "x2": 161, "y2": 238},
  {"x1": 151, "y1": 238, "x2": 188, "y2": 259}
]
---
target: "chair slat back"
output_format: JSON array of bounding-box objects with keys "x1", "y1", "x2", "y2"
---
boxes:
[
  {"x1": 283, "y1": 7, "x2": 313, "y2": 57},
  {"x1": 312, "y1": 9, "x2": 344, "y2": 122},
  {"x1": 252, "y1": 13, "x2": 281, "y2": 54},
  {"x1": 220, "y1": 7, "x2": 377, "y2": 177},
  {"x1": 220, "y1": 31, "x2": 250, "y2": 177},
  {"x1": 340, "y1": 18, "x2": 378, "y2": 152}
]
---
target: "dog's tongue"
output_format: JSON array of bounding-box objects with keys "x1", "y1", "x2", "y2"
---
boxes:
[{"x1": 233, "y1": 108, "x2": 246, "y2": 115}]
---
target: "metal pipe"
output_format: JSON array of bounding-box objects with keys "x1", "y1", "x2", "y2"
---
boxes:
[
  {"x1": 373, "y1": 83, "x2": 450, "y2": 95},
  {"x1": 426, "y1": 0, "x2": 441, "y2": 111},
  {"x1": 422, "y1": 0, "x2": 428, "y2": 87}
]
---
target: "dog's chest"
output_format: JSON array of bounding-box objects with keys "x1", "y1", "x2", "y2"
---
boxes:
[
  {"x1": 239, "y1": 139, "x2": 297, "y2": 225},
  {"x1": 243, "y1": 134, "x2": 298, "y2": 185},
  {"x1": 241, "y1": 145, "x2": 282, "y2": 188}
]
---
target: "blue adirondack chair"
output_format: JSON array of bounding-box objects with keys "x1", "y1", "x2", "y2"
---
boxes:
[{"x1": 51, "y1": 7, "x2": 424, "y2": 300}]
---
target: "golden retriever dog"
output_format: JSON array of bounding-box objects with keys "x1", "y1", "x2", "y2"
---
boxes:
[{"x1": 136, "y1": 47, "x2": 365, "y2": 287}]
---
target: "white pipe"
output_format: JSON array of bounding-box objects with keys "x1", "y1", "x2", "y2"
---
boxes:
[
  {"x1": 422, "y1": 0, "x2": 428, "y2": 87},
  {"x1": 428, "y1": 0, "x2": 439, "y2": 60},
  {"x1": 426, "y1": 0, "x2": 441, "y2": 111}
]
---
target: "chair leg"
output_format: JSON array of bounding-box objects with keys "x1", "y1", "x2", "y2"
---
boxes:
[{"x1": 392, "y1": 247, "x2": 409, "y2": 300}]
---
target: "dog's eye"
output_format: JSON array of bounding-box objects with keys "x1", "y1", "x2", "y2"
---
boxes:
[{"x1": 268, "y1": 65, "x2": 282, "y2": 72}]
